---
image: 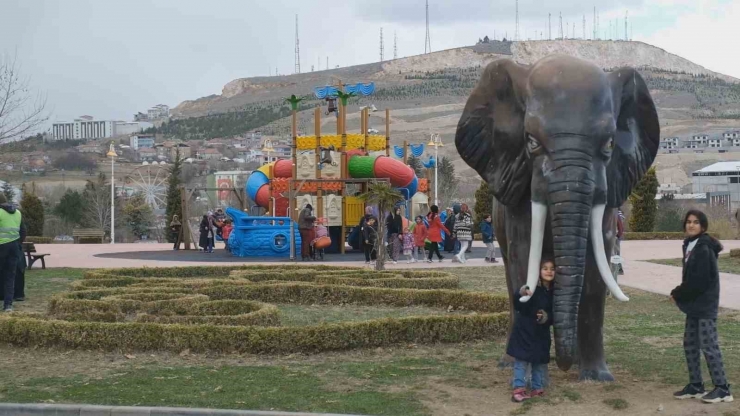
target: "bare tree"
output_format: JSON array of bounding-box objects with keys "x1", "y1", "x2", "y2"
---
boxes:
[
  {"x1": 0, "y1": 52, "x2": 48, "y2": 144},
  {"x1": 82, "y1": 173, "x2": 113, "y2": 235}
]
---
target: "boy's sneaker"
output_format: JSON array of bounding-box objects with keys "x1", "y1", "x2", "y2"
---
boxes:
[
  {"x1": 530, "y1": 389, "x2": 545, "y2": 398},
  {"x1": 674, "y1": 383, "x2": 706, "y2": 399},
  {"x1": 485, "y1": 257, "x2": 490, "y2": 262},
  {"x1": 511, "y1": 388, "x2": 530, "y2": 403},
  {"x1": 701, "y1": 385, "x2": 733, "y2": 403}
]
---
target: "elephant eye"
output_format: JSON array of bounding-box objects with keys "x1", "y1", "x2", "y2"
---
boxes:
[{"x1": 527, "y1": 134, "x2": 541, "y2": 152}]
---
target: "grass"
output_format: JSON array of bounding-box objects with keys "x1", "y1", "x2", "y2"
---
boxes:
[
  {"x1": 648, "y1": 253, "x2": 740, "y2": 274},
  {"x1": 4, "y1": 265, "x2": 740, "y2": 415}
]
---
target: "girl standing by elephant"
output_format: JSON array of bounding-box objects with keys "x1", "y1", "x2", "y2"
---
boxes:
[
  {"x1": 671, "y1": 210, "x2": 733, "y2": 404},
  {"x1": 507, "y1": 258, "x2": 555, "y2": 403},
  {"x1": 453, "y1": 204, "x2": 473, "y2": 263}
]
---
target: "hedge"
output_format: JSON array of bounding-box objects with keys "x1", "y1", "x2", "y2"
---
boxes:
[
  {"x1": 731, "y1": 249, "x2": 740, "y2": 258},
  {"x1": 622, "y1": 232, "x2": 685, "y2": 240},
  {"x1": 0, "y1": 265, "x2": 507, "y2": 353},
  {"x1": 24, "y1": 236, "x2": 52, "y2": 244}
]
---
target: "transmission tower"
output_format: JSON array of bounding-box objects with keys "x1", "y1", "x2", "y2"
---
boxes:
[
  {"x1": 424, "y1": 0, "x2": 431, "y2": 53},
  {"x1": 380, "y1": 27, "x2": 384, "y2": 62},
  {"x1": 597, "y1": 12, "x2": 600, "y2": 40},
  {"x1": 326, "y1": 57, "x2": 328, "y2": 71},
  {"x1": 294, "y1": 15, "x2": 300, "y2": 74},
  {"x1": 559, "y1": 13, "x2": 563, "y2": 40},
  {"x1": 515, "y1": 0, "x2": 519, "y2": 41},
  {"x1": 625, "y1": 11, "x2": 628, "y2": 41},
  {"x1": 582, "y1": 15, "x2": 586, "y2": 39},
  {"x1": 573, "y1": 23, "x2": 575, "y2": 39},
  {"x1": 548, "y1": 13, "x2": 551, "y2": 40},
  {"x1": 593, "y1": 7, "x2": 596, "y2": 39},
  {"x1": 394, "y1": 31, "x2": 398, "y2": 59}
]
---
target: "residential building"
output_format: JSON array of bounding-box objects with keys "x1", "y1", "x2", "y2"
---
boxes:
[
  {"x1": 708, "y1": 135, "x2": 723, "y2": 148},
  {"x1": 138, "y1": 147, "x2": 157, "y2": 162},
  {"x1": 52, "y1": 116, "x2": 151, "y2": 140},
  {"x1": 723, "y1": 130, "x2": 740, "y2": 140},
  {"x1": 169, "y1": 143, "x2": 191, "y2": 160},
  {"x1": 198, "y1": 148, "x2": 223, "y2": 160},
  {"x1": 147, "y1": 104, "x2": 169, "y2": 120},
  {"x1": 76, "y1": 143, "x2": 102, "y2": 154},
  {"x1": 691, "y1": 134, "x2": 709, "y2": 144},
  {"x1": 129, "y1": 134, "x2": 155, "y2": 150},
  {"x1": 659, "y1": 137, "x2": 680, "y2": 150}
]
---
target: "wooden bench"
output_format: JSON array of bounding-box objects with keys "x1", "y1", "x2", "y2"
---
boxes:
[
  {"x1": 72, "y1": 228, "x2": 105, "y2": 244},
  {"x1": 21, "y1": 242, "x2": 50, "y2": 270}
]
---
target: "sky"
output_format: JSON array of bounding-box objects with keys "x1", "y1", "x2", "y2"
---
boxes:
[{"x1": 1, "y1": 0, "x2": 738, "y2": 129}]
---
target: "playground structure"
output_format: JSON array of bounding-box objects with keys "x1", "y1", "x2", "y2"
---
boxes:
[{"x1": 233, "y1": 82, "x2": 430, "y2": 258}]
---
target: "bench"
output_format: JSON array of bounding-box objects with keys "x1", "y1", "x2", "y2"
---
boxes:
[
  {"x1": 72, "y1": 228, "x2": 105, "y2": 244},
  {"x1": 21, "y1": 242, "x2": 50, "y2": 270}
]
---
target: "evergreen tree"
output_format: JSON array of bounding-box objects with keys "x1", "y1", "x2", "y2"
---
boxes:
[
  {"x1": 406, "y1": 155, "x2": 424, "y2": 177},
  {"x1": 165, "y1": 149, "x2": 183, "y2": 243},
  {"x1": 359, "y1": 182, "x2": 404, "y2": 271},
  {"x1": 628, "y1": 166, "x2": 659, "y2": 232},
  {"x1": 54, "y1": 189, "x2": 84, "y2": 226},
  {"x1": 473, "y1": 180, "x2": 493, "y2": 233},
  {"x1": 437, "y1": 157, "x2": 459, "y2": 209},
  {"x1": 20, "y1": 185, "x2": 44, "y2": 236},
  {"x1": 1, "y1": 181, "x2": 14, "y2": 203},
  {"x1": 123, "y1": 194, "x2": 154, "y2": 239}
]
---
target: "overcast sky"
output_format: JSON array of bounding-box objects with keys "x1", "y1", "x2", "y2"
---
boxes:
[{"x1": 1, "y1": 0, "x2": 738, "y2": 128}]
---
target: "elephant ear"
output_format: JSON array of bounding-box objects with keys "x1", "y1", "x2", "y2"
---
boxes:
[
  {"x1": 455, "y1": 59, "x2": 531, "y2": 206},
  {"x1": 606, "y1": 68, "x2": 660, "y2": 207}
]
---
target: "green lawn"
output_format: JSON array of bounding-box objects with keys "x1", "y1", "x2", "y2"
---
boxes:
[
  {"x1": 3, "y1": 266, "x2": 739, "y2": 415},
  {"x1": 648, "y1": 254, "x2": 740, "y2": 274}
]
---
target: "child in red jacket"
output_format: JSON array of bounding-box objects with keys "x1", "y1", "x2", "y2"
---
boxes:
[
  {"x1": 412, "y1": 216, "x2": 428, "y2": 262},
  {"x1": 221, "y1": 219, "x2": 233, "y2": 251}
]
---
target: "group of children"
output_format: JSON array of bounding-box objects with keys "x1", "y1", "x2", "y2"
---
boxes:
[{"x1": 197, "y1": 209, "x2": 233, "y2": 253}]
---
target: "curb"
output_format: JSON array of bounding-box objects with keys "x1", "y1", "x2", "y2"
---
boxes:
[{"x1": 0, "y1": 404, "x2": 366, "y2": 416}]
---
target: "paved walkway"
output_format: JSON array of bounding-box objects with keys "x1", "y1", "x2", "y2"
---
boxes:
[{"x1": 32, "y1": 240, "x2": 740, "y2": 310}]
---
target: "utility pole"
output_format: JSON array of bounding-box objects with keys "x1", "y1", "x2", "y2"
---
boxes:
[
  {"x1": 625, "y1": 11, "x2": 629, "y2": 41},
  {"x1": 294, "y1": 14, "x2": 300, "y2": 74},
  {"x1": 548, "y1": 13, "x2": 551, "y2": 40},
  {"x1": 593, "y1": 7, "x2": 596, "y2": 40},
  {"x1": 424, "y1": 0, "x2": 431, "y2": 53},
  {"x1": 379, "y1": 27, "x2": 384, "y2": 62},
  {"x1": 394, "y1": 31, "x2": 397, "y2": 59},
  {"x1": 559, "y1": 13, "x2": 563, "y2": 40}
]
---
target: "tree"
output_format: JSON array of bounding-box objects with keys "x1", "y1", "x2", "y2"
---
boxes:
[
  {"x1": 52, "y1": 152, "x2": 97, "y2": 171},
  {"x1": 406, "y1": 155, "x2": 424, "y2": 177},
  {"x1": 53, "y1": 189, "x2": 84, "y2": 226},
  {"x1": 20, "y1": 186, "x2": 44, "y2": 236},
  {"x1": 473, "y1": 180, "x2": 493, "y2": 233},
  {"x1": 165, "y1": 149, "x2": 183, "y2": 243},
  {"x1": 82, "y1": 172, "x2": 113, "y2": 235},
  {"x1": 0, "y1": 53, "x2": 48, "y2": 143},
  {"x1": 359, "y1": 181, "x2": 404, "y2": 271},
  {"x1": 628, "y1": 166, "x2": 659, "y2": 232},
  {"x1": 1, "y1": 181, "x2": 14, "y2": 203},
  {"x1": 437, "y1": 156, "x2": 459, "y2": 209},
  {"x1": 123, "y1": 194, "x2": 153, "y2": 239}
]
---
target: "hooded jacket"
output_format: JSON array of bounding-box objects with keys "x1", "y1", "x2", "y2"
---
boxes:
[{"x1": 671, "y1": 233, "x2": 723, "y2": 319}]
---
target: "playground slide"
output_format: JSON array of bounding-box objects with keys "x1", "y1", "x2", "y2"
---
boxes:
[{"x1": 246, "y1": 156, "x2": 419, "y2": 212}]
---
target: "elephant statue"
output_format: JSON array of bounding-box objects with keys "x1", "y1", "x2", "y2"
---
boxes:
[{"x1": 455, "y1": 55, "x2": 659, "y2": 381}]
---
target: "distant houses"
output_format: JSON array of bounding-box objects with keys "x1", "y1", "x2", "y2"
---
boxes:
[{"x1": 659, "y1": 129, "x2": 740, "y2": 153}]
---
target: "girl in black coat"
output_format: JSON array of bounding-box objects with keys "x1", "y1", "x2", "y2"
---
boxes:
[
  {"x1": 507, "y1": 258, "x2": 555, "y2": 403},
  {"x1": 671, "y1": 210, "x2": 733, "y2": 403}
]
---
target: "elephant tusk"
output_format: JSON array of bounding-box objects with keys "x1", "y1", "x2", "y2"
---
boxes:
[
  {"x1": 590, "y1": 204, "x2": 629, "y2": 301},
  {"x1": 520, "y1": 201, "x2": 547, "y2": 303}
]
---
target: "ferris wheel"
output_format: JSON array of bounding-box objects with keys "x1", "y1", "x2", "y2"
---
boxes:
[{"x1": 126, "y1": 164, "x2": 169, "y2": 209}]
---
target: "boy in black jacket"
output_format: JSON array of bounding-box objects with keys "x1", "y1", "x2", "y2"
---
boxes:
[{"x1": 671, "y1": 210, "x2": 733, "y2": 404}]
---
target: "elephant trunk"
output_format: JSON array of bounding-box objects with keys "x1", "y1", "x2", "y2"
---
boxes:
[{"x1": 547, "y1": 151, "x2": 594, "y2": 371}]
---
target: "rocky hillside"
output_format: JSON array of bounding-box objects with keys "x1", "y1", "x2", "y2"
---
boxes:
[{"x1": 172, "y1": 39, "x2": 738, "y2": 119}]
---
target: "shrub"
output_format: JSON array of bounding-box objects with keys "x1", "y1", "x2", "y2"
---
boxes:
[
  {"x1": 0, "y1": 265, "x2": 507, "y2": 354},
  {"x1": 24, "y1": 236, "x2": 51, "y2": 244},
  {"x1": 730, "y1": 249, "x2": 740, "y2": 258},
  {"x1": 622, "y1": 232, "x2": 685, "y2": 240}
]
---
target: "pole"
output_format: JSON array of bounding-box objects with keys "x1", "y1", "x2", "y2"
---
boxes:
[
  {"x1": 110, "y1": 156, "x2": 115, "y2": 244},
  {"x1": 434, "y1": 142, "x2": 438, "y2": 206}
]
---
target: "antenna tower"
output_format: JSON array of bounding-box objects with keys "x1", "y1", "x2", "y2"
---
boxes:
[
  {"x1": 515, "y1": 0, "x2": 519, "y2": 41},
  {"x1": 424, "y1": 0, "x2": 431, "y2": 53},
  {"x1": 380, "y1": 27, "x2": 384, "y2": 62},
  {"x1": 625, "y1": 11, "x2": 628, "y2": 41},
  {"x1": 597, "y1": 12, "x2": 600, "y2": 40},
  {"x1": 294, "y1": 14, "x2": 300, "y2": 74},
  {"x1": 548, "y1": 13, "x2": 551, "y2": 40},
  {"x1": 559, "y1": 13, "x2": 563, "y2": 40},
  {"x1": 582, "y1": 15, "x2": 586, "y2": 39},
  {"x1": 593, "y1": 7, "x2": 596, "y2": 39},
  {"x1": 394, "y1": 31, "x2": 398, "y2": 59}
]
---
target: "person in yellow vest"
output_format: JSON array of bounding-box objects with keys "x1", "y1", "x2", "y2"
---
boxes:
[{"x1": 0, "y1": 193, "x2": 21, "y2": 312}]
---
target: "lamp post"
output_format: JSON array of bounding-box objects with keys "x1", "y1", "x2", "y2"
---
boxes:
[
  {"x1": 106, "y1": 143, "x2": 117, "y2": 244},
  {"x1": 427, "y1": 133, "x2": 443, "y2": 206}
]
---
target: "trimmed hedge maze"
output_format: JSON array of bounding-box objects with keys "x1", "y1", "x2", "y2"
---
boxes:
[{"x1": 0, "y1": 265, "x2": 509, "y2": 354}]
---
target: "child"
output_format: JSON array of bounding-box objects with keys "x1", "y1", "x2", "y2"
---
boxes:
[
  {"x1": 362, "y1": 217, "x2": 378, "y2": 266},
  {"x1": 507, "y1": 258, "x2": 555, "y2": 402},
  {"x1": 402, "y1": 225, "x2": 415, "y2": 263},
  {"x1": 221, "y1": 219, "x2": 233, "y2": 252},
  {"x1": 480, "y1": 214, "x2": 498, "y2": 263},
  {"x1": 412, "y1": 215, "x2": 428, "y2": 261}
]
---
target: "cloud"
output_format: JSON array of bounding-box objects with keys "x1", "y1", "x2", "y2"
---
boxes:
[{"x1": 640, "y1": 0, "x2": 740, "y2": 78}]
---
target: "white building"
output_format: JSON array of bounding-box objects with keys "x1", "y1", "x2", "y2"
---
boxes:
[
  {"x1": 659, "y1": 137, "x2": 680, "y2": 150},
  {"x1": 147, "y1": 104, "x2": 170, "y2": 120},
  {"x1": 52, "y1": 116, "x2": 151, "y2": 140},
  {"x1": 723, "y1": 130, "x2": 740, "y2": 140},
  {"x1": 691, "y1": 161, "x2": 740, "y2": 209}
]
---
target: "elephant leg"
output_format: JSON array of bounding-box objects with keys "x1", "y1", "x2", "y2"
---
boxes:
[
  {"x1": 496, "y1": 198, "x2": 532, "y2": 368},
  {"x1": 577, "y1": 209, "x2": 617, "y2": 382}
]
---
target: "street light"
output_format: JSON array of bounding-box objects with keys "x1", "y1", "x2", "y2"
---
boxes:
[
  {"x1": 427, "y1": 133, "x2": 444, "y2": 206},
  {"x1": 106, "y1": 142, "x2": 117, "y2": 244}
]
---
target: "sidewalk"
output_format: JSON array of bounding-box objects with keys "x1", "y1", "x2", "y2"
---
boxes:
[
  {"x1": 0, "y1": 403, "x2": 359, "y2": 416},
  {"x1": 31, "y1": 240, "x2": 740, "y2": 310}
]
